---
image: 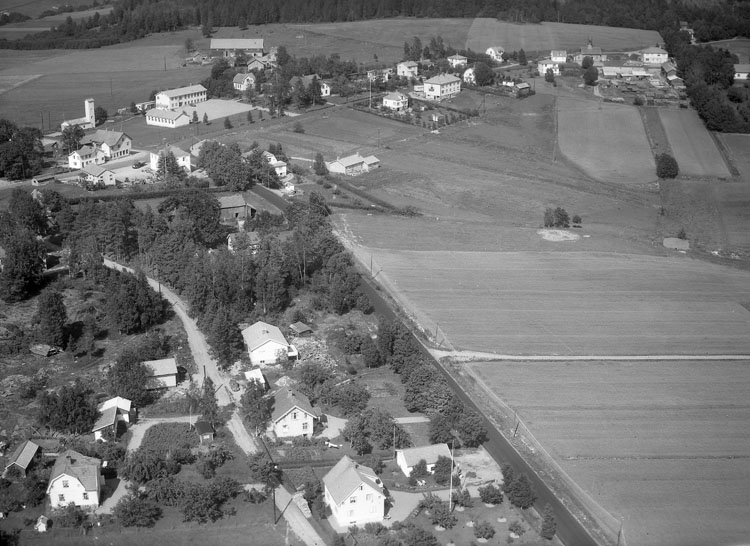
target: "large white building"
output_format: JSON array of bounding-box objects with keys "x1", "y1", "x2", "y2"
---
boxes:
[
  {"x1": 80, "y1": 130, "x2": 132, "y2": 160},
  {"x1": 145, "y1": 108, "x2": 191, "y2": 128},
  {"x1": 210, "y1": 38, "x2": 265, "y2": 58},
  {"x1": 155, "y1": 85, "x2": 207, "y2": 109},
  {"x1": 641, "y1": 46, "x2": 669, "y2": 65},
  {"x1": 61, "y1": 98, "x2": 96, "y2": 131},
  {"x1": 424, "y1": 74, "x2": 461, "y2": 100},
  {"x1": 538, "y1": 59, "x2": 563, "y2": 76}
]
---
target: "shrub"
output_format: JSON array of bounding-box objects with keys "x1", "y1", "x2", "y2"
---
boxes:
[
  {"x1": 634, "y1": 95, "x2": 645, "y2": 106},
  {"x1": 572, "y1": 214, "x2": 582, "y2": 225},
  {"x1": 656, "y1": 153, "x2": 679, "y2": 179},
  {"x1": 52, "y1": 503, "x2": 87, "y2": 527},
  {"x1": 553, "y1": 207, "x2": 570, "y2": 228},
  {"x1": 473, "y1": 520, "x2": 496, "y2": 539},
  {"x1": 113, "y1": 494, "x2": 162, "y2": 527},
  {"x1": 677, "y1": 228, "x2": 687, "y2": 240},
  {"x1": 410, "y1": 459, "x2": 429, "y2": 480},
  {"x1": 293, "y1": 121, "x2": 305, "y2": 133},
  {"x1": 452, "y1": 487, "x2": 473, "y2": 508},
  {"x1": 139, "y1": 423, "x2": 198, "y2": 454},
  {"x1": 543, "y1": 208, "x2": 554, "y2": 228},
  {"x1": 478, "y1": 483, "x2": 503, "y2": 505},
  {"x1": 431, "y1": 501, "x2": 457, "y2": 529},
  {"x1": 541, "y1": 504, "x2": 557, "y2": 540},
  {"x1": 509, "y1": 520, "x2": 525, "y2": 536}
]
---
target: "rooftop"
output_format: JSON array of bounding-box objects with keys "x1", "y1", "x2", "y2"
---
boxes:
[
  {"x1": 81, "y1": 164, "x2": 110, "y2": 177},
  {"x1": 48, "y1": 450, "x2": 101, "y2": 492},
  {"x1": 242, "y1": 321, "x2": 289, "y2": 352},
  {"x1": 194, "y1": 421, "x2": 214, "y2": 435},
  {"x1": 323, "y1": 455, "x2": 383, "y2": 505},
  {"x1": 157, "y1": 84, "x2": 207, "y2": 99},
  {"x1": 146, "y1": 108, "x2": 190, "y2": 121},
  {"x1": 5, "y1": 440, "x2": 39, "y2": 471},
  {"x1": 210, "y1": 38, "x2": 264, "y2": 50},
  {"x1": 397, "y1": 444, "x2": 452, "y2": 467},
  {"x1": 425, "y1": 74, "x2": 461, "y2": 85},
  {"x1": 218, "y1": 194, "x2": 248, "y2": 209},
  {"x1": 91, "y1": 405, "x2": 118, "y2": 432},
  {"x1": 142, "y1": 358, "x2": 177, "y2": 377},
  {"x1": 81, "y1": 129, "x2": 129, "y2": 147},
  {"x1": 271, "y1": 387, "x2": 317, "y2": 423}
]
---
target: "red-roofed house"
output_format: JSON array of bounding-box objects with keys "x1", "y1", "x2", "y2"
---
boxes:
[
  {"x1": 47, "y1": 450, "x2": 102, "y2": 509},
  {"x1": 323, "y1": 455, "x2": 386, "y2": 527}
]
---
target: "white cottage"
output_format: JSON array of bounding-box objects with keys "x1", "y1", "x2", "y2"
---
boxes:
[
  {"x1": 270, "y1": 387, "x2": 318, "y2": 438},
  {"x1": 323, "y1": 456, "x2": 386, "y2": 527},
  {"x1": 241, "y1": 321, "x2": 298, "y2": 366},
  {"x1": 396, "y1": 444, "x2": 452, "y2": 477},
  {"x1": 47, "y1": 450, "x2": 102, "y2": 509}
]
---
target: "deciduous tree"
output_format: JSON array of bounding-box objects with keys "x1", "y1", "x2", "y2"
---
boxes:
[
  {"x1": 36, "y1": 288, "x2": 67, "y2": 348},
  {"x1": 113, "y1": 493, "x2": 163, "y2": 527}
]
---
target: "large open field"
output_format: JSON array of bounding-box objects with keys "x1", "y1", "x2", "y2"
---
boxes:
[
  {"x1": 352, "y1": 248, "x2": 750, "y2": 355},
  {"x1": 0, "y1": 6, "x2": 113, "y2": 39},
  {"x1": 468, "y1": 359, "x2": 750, "y2": 546},
  {"x1": 704, "y1": 37, "x2": 750, "y2": 63},
  {"x1": 465, "y1": 18, "x2": 663, "y2": 54},
  {"x1": 658, "y1": 108, "x2": 731, "y2": 178},
  {"x1": 557, "y1": 97, "x2": 655, "y2": 184}
]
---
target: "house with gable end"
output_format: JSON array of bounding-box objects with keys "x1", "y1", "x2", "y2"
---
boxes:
[
  {"x1": 323, "y1": 455, "x2": 386, "y2": 527},
  {"x1": 241, "y1": 321, "x2": 298, "y2": 366},
  {"x1": 270, "y1": 387, "x2": 318, "y2": 438},
  {"x1": 47, "y1": 450, "x2": 103, "y2": 509},
  {"x1": 80, "y1": 130, "x2": 132, "y2": 160}
]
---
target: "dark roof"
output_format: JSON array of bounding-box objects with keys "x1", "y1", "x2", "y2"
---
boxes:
[
  {"x1": 289, "y1": 322, "x2": 312, "y2": 335},
  {"x1": 48, "y1": 450, "x2": 101, "y2": 492},
  {"x1": 271, "y1": 388, "x2": 317, "y2": 423},
  {"x1": 5, "y1": 440, "x2": 39, "y2": 471},
  {"x1": 194, "y1": 421, "x2": 214, "y2": 435}
]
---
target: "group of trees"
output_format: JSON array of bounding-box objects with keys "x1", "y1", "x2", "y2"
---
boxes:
[
  {"x1": 342, "y1": 407, "x2": 411, "y2": 455},
  {"x1": 0, "y1": 119, "x2": 44, "y2": 180}
]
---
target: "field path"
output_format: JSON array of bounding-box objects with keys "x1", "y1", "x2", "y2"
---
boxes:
[{"x1": 432, "y1": 351, "x2": 750, "y2": 361}]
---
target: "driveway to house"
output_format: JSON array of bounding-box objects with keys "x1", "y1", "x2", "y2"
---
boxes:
[{"x1": 274, "y1": 485, "x2": 325, "y2": 546}]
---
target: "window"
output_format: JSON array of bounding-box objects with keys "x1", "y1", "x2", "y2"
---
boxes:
[
  {"x1": 366, "y1": 494, "x2": 373, "y2": 502},
  {"x1": 83, "y1": 493, "x2": 89, "y2": 500},
  {"x1": 302, "y1": 422, "x2": 308, "y2": 430},
  {"x1": 349, "y1": 496, "x2": 356, "y2": 503},
  {"x1": 293, "y1": 412, "x2": 297, "y2": 420},
  {"x1": 58, "y1": 494, "x2": 65, "y2": 502},
  {"x1": 62, "y1": 480, "x2": 69, "y2": 488}
]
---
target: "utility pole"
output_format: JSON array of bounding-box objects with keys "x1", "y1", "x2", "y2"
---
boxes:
[{"x1": 448, "y1": 439, "x2": 455, "y2": 511}]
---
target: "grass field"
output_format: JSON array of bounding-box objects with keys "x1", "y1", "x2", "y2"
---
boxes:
[
  {"x1": 466, "y1": 18, "x2": 663, "y2": 55},
  {"x1": 469, "y1": 359, "x2": 750, "y2": 546},
  {"x1": 717, "y1": 133, "x2": 750, "y2": 181},
  {"x1": 0, "y1": 5, "x2": 113, "y2": 39},
  {"x1": 658, "y1": 108, "x2": 731, "y2": 178},
  {"x1": 704, "y1": 37, "x2": 750, "y2": 63},
  {"x1": 356, "y1": 249, "x2": 750, "y2": 355},
  {"x1": 0, "y1": 0, "x2": 92, "y2": 18},
  {"x1": 557, "y1": 97, "x2": 655, "y2": 184}
]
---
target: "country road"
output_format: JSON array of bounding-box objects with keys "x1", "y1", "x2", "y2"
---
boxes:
[{"x1": 102, "y1": 258, "x2": 257, "y2": 454}]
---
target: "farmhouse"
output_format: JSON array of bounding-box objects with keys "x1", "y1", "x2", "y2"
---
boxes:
[
  {"x1": 150, "y1": 145, "x2": 191, "y2": 172},
  {"x1": 397, "y1": 61, "x2": 419, "y2": 78},
  {"x1": 574, "y1": 40, "x2": 607, "y2": 63},
  {"x1": 462, "y1": 67, "x2": 476, "y2": 84},
  {"x1": 145, "y1": 109, "x2": 191, "y2": 128},
  {"x1": 155, "y1": 85, "x2": 207, "y2": 110},
  {"x1": 3, "y1": 440, "x2": 39, "y2": 477},
  {"x1": 233, "y1": 73, "x2": 256, "y2": 92},
  {"x1": 80, "y1": 130, "x2": 131, "y2": 160},
  {"x1": 228, "y1": 231, "x2": 261, "y2": 253},
  {"x1": 382, "y1": 92, "x2": 409, "y2": 111},
  {"x1": 91, "y1": 397, "x2": 133, "y2": 441},
  {"x1": 61, "y1": 98, "x2": 96, "y2": 131},
  {"x1": 262, "y1": 151, "x2": 288, "y2": 177},
  {"x1": 270, "y1": 387, "x2": 318, "y2": 438},
  {"x1": 641, "y1": 46, "x2": 668, "y2": 65},
  {"x1": 320, "y1": 81, "x2": 331, "y2": 97},
  {"x1": 80, "y1": 164, "x2": 116, "y2": 187},
  {"x1": 194, "y1": 421, "x2": 215, "y2": 445},
  {"x1": 424, "y1": 74, "x2": 461, "y2": 101},
  {"x1": 247, "y1": 58, "x2": 266, "y2": 72},
  {"x1": 241, "y1": 321, "x2": 298, "y2": 366},
  {"x1": 143, "y1": 358, "x2": 178, "y2": 389},
  {"x1": 486, "y1": 46, "x2": 505, "y2": 62},
  {"x1": 47, "y1": 450, "x2": 102, "y2": 509},
  {"x1": 68, "y1": 145, "x2": 105, "y2": 170},
  {"x1": 550, "y1": 50, "x2": 567, "y2": 63},
  {"x1": 211, "y1": 38, "x2": 265, "y2": 58},
  {"x1": 396, "y1": 444, "x2": 452, "y2": 477},
  {"x1": 325, "y1": 153, "x2": 380, "y2": 176},
  {"x1": 661, "y1": 61, "x2": 678, "y2": 78},
  {"x1": 735, "y1": 64, "x2": 750, "y2": 80},
  {"x1": 323, "y1": 455, "x2": 385, "y2": 527},
  {"x1": 447, "y1": 54, "x2": 467, "y2": 68},
  {"x1": 538, "y1": 59, "x2": 563, "y2": 76},
  {"x1": 218, "y1": 194, "x2": 256, "y2": 223}
]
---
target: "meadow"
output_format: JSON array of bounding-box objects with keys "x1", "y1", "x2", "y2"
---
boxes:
[
  {"x1": 557, "y1": 97, "x2": 655, "y2": 184},
  {"x1": 468, "y1": 359, "x2": 750, "y2": 546},
  {"x1": 658, "y1": 108, "x2": 731, "y2": 178},
  {"x1": 704, "y1": 37, "x2": 750, "y2": 63}
]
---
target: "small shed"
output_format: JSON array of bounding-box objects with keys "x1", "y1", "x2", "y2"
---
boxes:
[
  {"x1": 289, "y1": 322, "x2": 312, "y2": 337},
  {"x1": 244, "y1": 368, "x2": 268, "y2": 390},
  {"x1": 34, "y1": 515, "x2": 48, "y2": 533},
  {"x1": 194, "y1": 421, "x2": 215, "y2": 445},
  {"x1": 3, "y1": 440, "x2": 40, "y2": 477}
]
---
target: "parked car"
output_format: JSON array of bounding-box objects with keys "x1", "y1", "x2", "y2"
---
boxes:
[{"x1": 133, "y1": 160, "x2": 145, "y2": 169}]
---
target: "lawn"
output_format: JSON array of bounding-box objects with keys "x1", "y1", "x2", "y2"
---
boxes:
[
  {"x1": 469, "y1": 359, "x2": 750, "y2": 546},
  {"x1": 658, "y1": 108, "x2": 731, "y2": 178},
  {"x1": 557, "y1": 97, "x2": 655, "y2": 184}
]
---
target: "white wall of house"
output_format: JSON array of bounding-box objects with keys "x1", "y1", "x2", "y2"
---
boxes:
[
  {"x1": 100, "y1": 138, "x2": 131, "y2": 159},
  {"x1": 320, "y1": 83, "x2": 331, "y2": 97},
  {"x1": 250, "y1": 340, "x2": 289, "y2": 366},
  {"x1": 424, "y1": 80, "x2": 461, "y2": 100},
  {"x1": 48, "y1": 474, "x2": 100, "y2": 509},
  {"x1": 68, "y1": 149, "x2": 105, "y2": 170},
  {"x1": 325, "y1": 484, "x2": 384, "y2": 527},
  {"x1": 273, "y1": 408, "x2": 314, "y2": 438},
  {"x1": 145, "y1": 111, "x2": 191, "y2": 128},
  {"x1": 538, "y1": 60, "x2": 561, "y2": 76},
  {"x1": 149, "y1": 151, "x2": 192, "y2": 172}
]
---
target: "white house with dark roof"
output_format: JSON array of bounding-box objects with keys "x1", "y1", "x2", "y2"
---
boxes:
[
  {"x1": 382, "y1": 92, "x2": 409, "y2": 111},
  {"x1": 80, "y1": 130, "x2": 131, "y2": 160},
  {"x1": 641, "y1": 46, "x2": 668, "y2": 65},
  {"x1": 68, "y1": 145, "x2": 105, "y2": 170},
  {"x1": 574, "y1": 40, "x2": 607, "y2": 64},
  {"x1": 734, "y1": 64, "x2": 750, "y2": 81},
  {"x1": 397, "y1": 61, "x2": 419, "y2": 78},
  {"x1": 323, "y1": 455, "x2": 386, "y2": 527},
  {"x1": 396, "y1": 444, "x2": 452, "y2": 477},
  {"x1": 423, "y1": 74, "x2": 461, "y2": 100},
  {"x1": 486, "y1": 46, "x2": 505, "y2": 62},
  {"x1": 81, "y1": 164, "x2": 116, "y2": 187},
  {"x1": 92, "y1": 397, "x2": 133, "y2": 441},
  {"x1": 233, "y1": 73, "x2": 256, "y2": 92},
  {"x1": 211, "y1": 38, "x2": 265, "y2": 58},
  {"x1": 242, "y1": 322, "x2": 298, "y2": 366},
  {"x1": 150, "y1": 145, "x2": 191, "y2": 172},
  {"x1": 3, "y1": 440, "x2": 39, "y2": 477},
  {"x1": 447, "y1": 54, "x2": 467, "y2": 68},
  {"x1": 47, "y1": 450, "x2": 102, "y2": 509},
  {"x1": 270, "y1": 387, "x2": 318, "y2": 438},
  {"x1": 155, "y1": 85, "x2": 207, "y2": 109},
  {"x1": 142, "y1": 358, "x2": 178, "y2": 389},
  {"x1": 145, "y1": 108, "x2": 191, "y2": 128}
]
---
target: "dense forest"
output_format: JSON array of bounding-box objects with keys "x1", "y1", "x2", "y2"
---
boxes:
[{"x1": 1, "y1": 0, "x2": 749, "y2": 50}]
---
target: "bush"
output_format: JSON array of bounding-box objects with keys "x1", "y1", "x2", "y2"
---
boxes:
[
  {"x1": 541, "y1": 504, "x2": 557, "y2": 540},
  {"x1": 478, "y1": 483, "x2": 503, "y2": 505},
  {"x1": 52, "y1": 503, "x2": 87, "y2": 527},
  {"x1": 430, "y1": 501, "x2": 457, "y2": 529},
  {"x1": 473, "y1": 520, "x2": 496, "y2": 539},
  {"x1": 656, "y1": 153, "x2": 679, "y2": 179},
  {"x1": 572, "y1": 214, "x2": 582, "y2": 225},
  {"x1": 113, "y1": 494, "x2": 162, "y2": 527},
  {"x1": 543, "y1": 208, "x2": 554, "y2": 228},
  {"x1": 139, "y1": 423, "x2": 198, "y2": 454},
  {"x1": 553, "y1": 207, "x2": 569, "y2": 228},
  {"x1": 410, "y1": 459, "x2": 429, "y2": 480},
  {"x1": 509, "y1": 520, "x2": 525, "y2": 536},
  {"x1": 293, "y1": 121, "x2": 305, "y2": 133},
  {"x1": 677, "y1": 228, "x2": 687, "y2": 240}
]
